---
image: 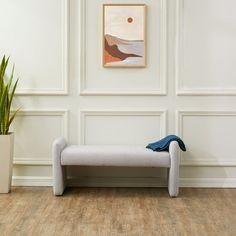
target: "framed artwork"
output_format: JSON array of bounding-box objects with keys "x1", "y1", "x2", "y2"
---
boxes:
[{"x1": 103, "y1": 4, "x2": 147, "y2": 68}]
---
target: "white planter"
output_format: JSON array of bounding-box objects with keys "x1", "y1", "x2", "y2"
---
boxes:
[{"x1": 0, "y1": 133, "x2": 14, "y2": 193}]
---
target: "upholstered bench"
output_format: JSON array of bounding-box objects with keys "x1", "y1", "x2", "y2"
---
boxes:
[{"x1": 52, "y1": 138, "x2": 180, "y2": 197}]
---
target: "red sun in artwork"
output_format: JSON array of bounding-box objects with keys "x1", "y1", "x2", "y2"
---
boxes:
[{"x1": 127, "y1": 17, "x2": 133, "y2": 23}]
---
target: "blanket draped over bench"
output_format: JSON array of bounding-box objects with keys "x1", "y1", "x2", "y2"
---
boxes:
[{"x1": 52, "y1": 138, "x2": 180, "y2": 197}]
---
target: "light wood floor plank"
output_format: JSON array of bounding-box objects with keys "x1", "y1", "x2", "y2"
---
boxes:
[{"x1": 0, "y1": 187, "x2": 235, "y2": 236}]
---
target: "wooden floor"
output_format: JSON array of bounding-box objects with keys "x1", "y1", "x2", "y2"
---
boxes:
[{"x1": 0, "y1": 187, "x2": 235, "y2": 236}]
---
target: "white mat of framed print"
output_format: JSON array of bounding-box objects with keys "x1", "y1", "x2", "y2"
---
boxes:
[{"x1": 103, "y1": 4, "x2": 147, "y2": 68}]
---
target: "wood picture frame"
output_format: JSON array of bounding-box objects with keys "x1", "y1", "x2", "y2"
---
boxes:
[{"x1": 103, "y1": 4, "x2": 147, "y2": 68}]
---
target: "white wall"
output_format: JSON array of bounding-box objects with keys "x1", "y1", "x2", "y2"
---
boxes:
[{"x1": 0, "y1": 0, "x2": 236, "y2": 187}]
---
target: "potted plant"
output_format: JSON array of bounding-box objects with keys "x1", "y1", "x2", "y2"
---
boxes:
[{"x1": 0, "y1": 56, "x2": 19, "y2": 193}]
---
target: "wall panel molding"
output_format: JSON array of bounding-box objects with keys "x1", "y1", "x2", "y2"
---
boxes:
[
  {"x1": 79, "y1": 110, "x2": 167, "y2": 145},
  {"x1": 79, "y1": 0, "x2": 167, "y2": 95},
  {"x1": 13, "y1": 110, "x2": 68, "y2": 165},
  {"x1": 176, "y1": 110, "x2": 236, "y2": 166},
  {"x1": 15, "y1": 0, "x2": 68, "y2": 95},
  {"x1": 175, "y1": 0, "x2": 236, "y2": 96}
]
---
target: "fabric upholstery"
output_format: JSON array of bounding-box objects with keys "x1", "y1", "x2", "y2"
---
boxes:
[
  {"x1": 61, "y1": 145, "x2": 170, "y2": 167},
  {"x1": 52, "y1": 137, "x2": 67, "y2": 196},
  {"x1": 168, "y1": 141, "x2": 180, "y2": 197}
]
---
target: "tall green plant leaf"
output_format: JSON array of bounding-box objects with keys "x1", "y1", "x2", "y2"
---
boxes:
[
  {"x1": 0, "y1": 56, "x2": 19, "y2": 135},
  {"x1": 0, "y1": 85, "x2": 8, "y2": 134}
]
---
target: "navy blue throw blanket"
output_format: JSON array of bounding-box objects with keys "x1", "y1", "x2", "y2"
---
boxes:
[{"x1": 146, "y1": 135, "x2": 186, "y2": 152}]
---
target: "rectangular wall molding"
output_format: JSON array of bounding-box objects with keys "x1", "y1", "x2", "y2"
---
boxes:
[
  {"x1": 13, "y1": 110, "x2": 68, "y2": 165},
  {"x1": 79, "y1": 110, "x2": 167, "y2": 145},
  {"x1": 14, "y1": 0, "x2": 68, "y2": 95},
  {"x1": 175, "y1": 0, "x2": 236, "y2": 95},
  {"x1": 176, "y1": 110, "x2": 236, "y2": 166},
  {"x1": 79, "y1": 0, "x2": 167, "y2": 95}
]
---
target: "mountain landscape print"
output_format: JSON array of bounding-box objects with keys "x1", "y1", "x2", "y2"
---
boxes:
[{"x1": 103, "y1": 4, "x2": 146, "y2": 67}]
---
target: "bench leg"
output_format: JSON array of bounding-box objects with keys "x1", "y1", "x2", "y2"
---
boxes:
[
  {"x1": 168, "y1": 141, "x2": 180, "y2": 197},
  {"x1": 52, "y1": 138, "x2": 67, "y2": 196}
]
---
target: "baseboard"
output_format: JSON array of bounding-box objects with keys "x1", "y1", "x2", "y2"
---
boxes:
[
  {"x1": 12, "y1": 176, "x2": 53, "y2": 186},
  {"x1": 12, "y1": 176, "x2": 236, "y2": 188},
  {"x1": 180, "y1": 178, "x2": 236, "y2": 188}
]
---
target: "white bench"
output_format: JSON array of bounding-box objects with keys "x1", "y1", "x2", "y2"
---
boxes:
[{"x1": 52, "y1": 138, "x2": 180, "y2": 197}]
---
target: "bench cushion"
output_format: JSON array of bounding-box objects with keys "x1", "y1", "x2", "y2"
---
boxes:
[{"x1": 61, "y1": 145, "x2": 170, "y2": 167}]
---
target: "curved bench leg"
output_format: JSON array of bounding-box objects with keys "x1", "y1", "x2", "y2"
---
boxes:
[
  {"x1": 168, "y1": 141, "x2": 180, "y2": 197},
  {"x1": 52, "y1": 138, "x2": 67, "y2": 196}
]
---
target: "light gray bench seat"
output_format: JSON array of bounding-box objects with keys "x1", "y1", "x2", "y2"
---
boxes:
[
  {"x1": 61, "y1": 145, "x2": 170, "y2": 167},
  {"x1": 53, "y1": 138, "x2": 180, "y2": 197}
]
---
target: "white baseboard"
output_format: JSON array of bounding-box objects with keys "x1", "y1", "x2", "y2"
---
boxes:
[
  {"x1": 12, "y1": 176, "x2": 52, "y2": 186},
  {"x1": 12, "y1": 176, "x2": 236, "y2": 188},
  {"x1": 180, "y1": 178, "x2": 236, "y2": 188}
]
